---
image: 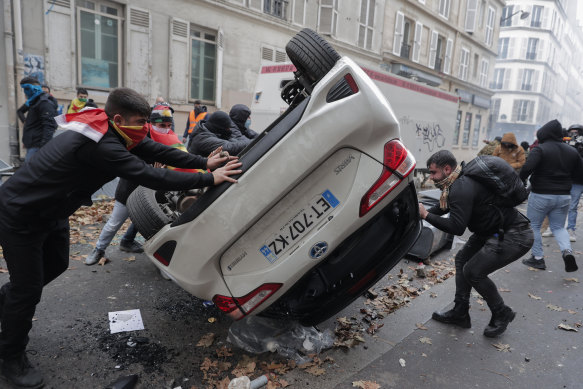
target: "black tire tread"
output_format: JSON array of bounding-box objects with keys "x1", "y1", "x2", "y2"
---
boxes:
[
  {"x1": 286, "y1": 28, "x2": 341, "y2": 83},
  {"x1": 127, "y1": 186, "x2": 171, "y2": 240}
]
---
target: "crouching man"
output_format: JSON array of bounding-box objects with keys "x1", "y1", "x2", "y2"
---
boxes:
[
  {"x1": 419, "y1": 150, "x2": 533, "y2": 338},
  {"x1": 0, "y1": 88, "x2": 241, "y2": 388}
]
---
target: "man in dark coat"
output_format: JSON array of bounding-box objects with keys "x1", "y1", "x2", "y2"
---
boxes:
[
  {"x1": 419, "y1": 150, "x2": 533, "y2": 338},
  {"x1": 229, "y1": 104, "x2": 258, "y2": 140},
  {"x1": 18, "y1": 76, "x2": 58, "y2": 161},
  {"x1": 520, "y1": 119, "x2": 583, "y2": 272},
  {"x1": 0, "y1": 88, "x2": 241, "y2": 388},
  {"x1": 188, "y1": 111, "x2": 251, "y2": 156}
]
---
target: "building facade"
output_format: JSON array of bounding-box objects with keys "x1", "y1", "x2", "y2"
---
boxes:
[
  {"x1": 381, "y1": 0, "x2": 505, "y2": 162},
  {"x1": 490, "y1": 0, "x2": 583, "y2": 144},
  {"x1": 2, "y1": 0, "x2": 505, "y2": 166}
]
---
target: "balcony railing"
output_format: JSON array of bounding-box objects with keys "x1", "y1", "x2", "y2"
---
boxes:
[{"x1": 400, "y1": 43, "x2": 411, "y2": 59}]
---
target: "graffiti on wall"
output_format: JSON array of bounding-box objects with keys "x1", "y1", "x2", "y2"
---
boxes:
[
  {"x1": 24, "y1": 54, "x2": 45, "y2": 85},
  {"x1": 416, "y1": 123, "x2": 446, "y2": 152}
]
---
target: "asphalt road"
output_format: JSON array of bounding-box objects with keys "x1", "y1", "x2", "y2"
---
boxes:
[{"x1": 0, "y1": 203, "x2": 581, "y2": 388}]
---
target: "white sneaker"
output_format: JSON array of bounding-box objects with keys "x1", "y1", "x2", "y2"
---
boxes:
[
  {"x1": 542, "y1": 228, "x2": 554, "y2": 237},
  {"x1": 569, "y1": 229, "x2": 577, "y2": 242}
]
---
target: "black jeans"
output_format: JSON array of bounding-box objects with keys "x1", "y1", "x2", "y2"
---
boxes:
[
  {"x1": 454, "y1": 218, "x2": 534, "y2": 310},
  {"x1": 0, "y1": 218, "x2": 69, "y2": 359}
]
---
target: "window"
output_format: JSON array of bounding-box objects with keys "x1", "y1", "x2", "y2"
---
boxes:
[
  {"x1": 490, "y1": 98, "x2": 501, "y2": 122},
  {"x1": 465, "y1": 0, "x2": 478, "y2": 32},
  {"x1": 439, "y1": 0, "x2": 451, "y2": 19},
  {"x1": 484, "y1": 7, "x2": 495, "y2": 46},
  {"x1": 77, "y1": 0, "x2": 122, "y2": 89},
  {"x1": 264, "y1": 0, "x2": 288, "y2": 19},
  {"x1": 400, "y1": 19, "x2": 413, "y2": 59},
  {"x1": 490, "y1": 68, "x2": 504, "y2": 89},
  {"x1": 429, "y1": 32, "x2": 446, "y2": 72},
  {"x1": 512, "y1": 99, "x2": 533, "y2": 122},
  {"x1": 358, "y1": 0, "x2": 375, "y2": 50},
  {"x1": 526, "y1": 38, "x2": 538, "y2": 60},
  {"x1": 500, "y1": 5, "x2": 513, "y2": 27},
  {"x1": 479, "y1": 59, "x2": 489, "y2": 87},
  {"x1": 462, "y1": 112, "x2": 472, "y2": 146},
  {"x1": 459, "y1": 47, "x2": 470, "y2": 81},
  {"x1": 319, "y1": 0, "x2": 338, "y2": 36},
  {"x1": 453, "y1": 110, "x2": 462, "y2": 145},
  {"x1": 531, "y1": 5, "x2": 543, "y2": 27},
  {"x1": 472, "y1": 114, "x2": 482, "y2": 147},
  {"x1": 498, "y1": 37, "x2": 509, "y2": 58},
  {"x1": 293, "y1": 0, "x2": 306, "y2": 25},
  {"x1": 190, "y1": 27, "x2": 217, "y2": 102},
  {"x1": 520, "y1": 69, "x2": 534, "y2": 91}
]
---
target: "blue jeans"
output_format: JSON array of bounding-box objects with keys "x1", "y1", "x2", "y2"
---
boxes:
[
  {"x1": 527, "y1": 192, "x2": 571, "y2": 258},
  {"x1": 25, "y1": 147, "x2": 39, "y2": 162},
  {"x1": 95, "y1": 201, "x2": 137, "y2": 251},
  {"x1": 567, "y1": 184, "x2": 583, "y2": 231}
]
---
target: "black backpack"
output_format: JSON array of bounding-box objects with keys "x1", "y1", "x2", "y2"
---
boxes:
[{"x1": 462, "y1": 155, "x2": 528, "y2": 208}]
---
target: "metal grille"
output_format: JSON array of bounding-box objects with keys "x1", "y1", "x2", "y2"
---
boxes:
[
  {"x1": 172, "y1": 20, "x2": 188, "y2": 38},
  {"x1": 130, "y1": 8, "x2": 149, "y2": 28},
  {"x1": 262, "y1": 47, "x2": 274, "y2": 61}
]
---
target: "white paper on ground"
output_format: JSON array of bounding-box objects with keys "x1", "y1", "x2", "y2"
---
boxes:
[{"x1": 108, "y1": 309, "x2": 145, "y2": 334}]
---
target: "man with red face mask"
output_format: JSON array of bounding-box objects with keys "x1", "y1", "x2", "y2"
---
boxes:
[{"x1": 0, "y1": 88, "x2": 242, "y2": 388}]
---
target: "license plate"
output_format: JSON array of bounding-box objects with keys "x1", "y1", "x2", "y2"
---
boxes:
[{"x1": 260, "y1": 189, "x2": 339, "y2": 263}]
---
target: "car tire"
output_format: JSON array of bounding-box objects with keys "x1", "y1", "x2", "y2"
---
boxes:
[
  {"x1": 286, "y1": 28, "x2": 341, "y2": 85},
  {"x1": 126, "y1": 186, "x2": 172, "y2": 240}
]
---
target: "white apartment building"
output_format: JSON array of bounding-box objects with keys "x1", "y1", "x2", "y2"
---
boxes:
[
  {"x1": 382, "y1": 0, "x2": 504, "y2": 163},
  {"x1": 490, "y1": 0, "x2": 583, "y2": 144}
]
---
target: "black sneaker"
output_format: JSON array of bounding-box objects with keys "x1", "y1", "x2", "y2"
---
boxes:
[
  {"x1": 562, "y1": 250, "x2": 578, "y2": 272},
  {"x1": 432, "y1": 303, "x2": 471, "y2": 328},
  {"x1": 119, "y1": 240, "x2": 143, "y2": 253},
  {"x1": 85, "y1": 248, "x2": 105, "y2": 266},
  {"x1": 1, "y1": 353, "x2": 44, "y2": 388},
  {"x1": 522, "y1": 255, "x2": 546, "y2": 270}
]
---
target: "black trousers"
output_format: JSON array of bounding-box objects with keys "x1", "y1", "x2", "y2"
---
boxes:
[
  {"x1": 454, "y1": 219, "x2": 534, "y2": 310},
  {"x1": 0, "y1": 218, "x2": 69, "y2": 359}
]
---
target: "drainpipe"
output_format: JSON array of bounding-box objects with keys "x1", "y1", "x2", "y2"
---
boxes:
[{"x1": 10, "y1": 0, "x2": 23, "y2": 166}]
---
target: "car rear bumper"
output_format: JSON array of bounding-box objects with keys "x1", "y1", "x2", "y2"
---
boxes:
[{"x1": 260, "y1": 182, "x2": 422, "y2": 325}]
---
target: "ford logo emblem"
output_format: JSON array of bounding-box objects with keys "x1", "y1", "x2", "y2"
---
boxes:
[{"x1": 309, "y1": 241, "x2": 328, "y2": 259}]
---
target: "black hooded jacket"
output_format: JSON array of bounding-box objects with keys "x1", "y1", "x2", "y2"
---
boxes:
[
  {"x1": 519, "y1": 119, "x2": 583, "y2": 194},
  {"x1": 0, "y1": 125, "x2": 213, "y2": 231},
  {"x1": 21, "y1": 93, "x2": 58, "y2": 148},
  {"x1": 188, "y1": 111, "x2": 250, "y2": 156},
  {"x1": 229, "y1": 104, "x2": 258, "y2": 140}
]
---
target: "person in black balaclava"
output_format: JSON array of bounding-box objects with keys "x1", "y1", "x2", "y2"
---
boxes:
[
  {"x1": 229, "y1": 104, "x2": 258, "y2": 140},
  {"x1": 188, "y1": 110, "x2": 251, "y2": 156}
]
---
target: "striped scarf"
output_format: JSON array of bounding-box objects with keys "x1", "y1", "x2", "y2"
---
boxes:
[{"x1": 435, "y1": 164, "x2": 462, "y2": 210}]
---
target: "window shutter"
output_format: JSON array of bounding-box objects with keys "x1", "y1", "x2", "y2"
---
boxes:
[
  {"x1": 319, "y1": 2, "x2": 333, "y2": 35},
  {"x1": 44, "y1": 0, "x2": 75, "y2": 88},
  {"x1": 249, "y1": 0, "x2": 262, "y2": 11},
  {"x1": 443, "y1": 38, "x2": 453, "y2": 74},
  {"x1": 428, "y1": 30, "x2": 438, "y2": 68},
  {"x1": 527, "y1": 101, "x2": 535, "y2": 122},
  {"x1": 503, "y1": 69, "x2": 511, "y2": 89},
  {"x1": 412, "y1": 21, "x2": 423, "y2": 63},
  {"x1": 511, "y1": 100, "x2": 519, "y2": 121},
  {"x1": 537, "y1": 40, "x2": 545, "y2": 61},
  {"x1": 169, "y1": 18, "x2": 190, "y2": 103},
  {"x1": 465, "y1": 0, "x2": 478, "y2": 32},
  {"x1": 293, "y1": 0, "x2": 306, "y2": 25},
  {"x1": 533, "y1": 70, "x2": 540, "y2": 92},
  {"x1": 215, "y1": 28, "x2": 224, "y2": 109},
  {"x1": 520, "y1": 38, "x2": 527, "y2": 59},
  {"x1": 127, "y1": 7, "x2": 151, "y2": 96},
  {"x1": 516, "y1": 69, "x2": 523, "y2": 89},
  {"x1": 508, "y1": 37, "x2": 515, "y2": 59},
  {"x1": 542, "y1": 7, "x2": 549, "y2": 29},
  {"x1": 393, "y1": 11, "x2": 404, "y2": 55}
]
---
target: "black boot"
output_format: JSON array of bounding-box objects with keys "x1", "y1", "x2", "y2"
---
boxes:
[
  {"x1": 432, "y1": 302, "x2": 471, "y2": 328},
  {"x1": 483, "y1": 305, "x2": 516, "y2": 338},
  {"x1": 1, "y1": 353, "x2": 45, "y2": 388}
]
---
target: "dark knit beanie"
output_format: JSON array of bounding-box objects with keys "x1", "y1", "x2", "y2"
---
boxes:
[{"x1": 206, "y1": 111, "x2": 232, "y2": 139}]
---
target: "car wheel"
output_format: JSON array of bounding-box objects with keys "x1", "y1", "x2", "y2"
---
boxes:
[
  {"x1": 286, "y1": 28, "x2": 341, "y2": 85},
  {"x1": 126, "y1": 186, "x2": 172, "y2": 240}
]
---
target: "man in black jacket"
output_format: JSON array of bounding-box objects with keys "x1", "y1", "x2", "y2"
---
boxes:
[
  {"x1": 18, "y1": 76, "x2": 58, "y2": 161},
  {"x1": 188, "y1": 111, "x2": 251, "y2": 156},
  {"x1": 419, "y1": 150, "x2": 533, "y2": 338},
  {"x1": 0, "y1": 88, "x2": 241, "y2": 388},
  {"x1": 520, "y1": 119, "x2": 583, "y2": 272},
  {"x1": 229, "y1": 104, "x2": 258, "y2": 140}
]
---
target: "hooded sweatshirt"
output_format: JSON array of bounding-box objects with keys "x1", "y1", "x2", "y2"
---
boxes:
[
  {"x1": 519, "y1": 119, "x2": 583, "y2": 194},
  {"x1": 229, "y1": 104, "x2": 258, "y2": 140},
  {"x1": 188, "y1": 111, "x2": 250, "y2": 156},
  {"x1": 492, "y1": 132, "x2": 526, "y2": 171}
]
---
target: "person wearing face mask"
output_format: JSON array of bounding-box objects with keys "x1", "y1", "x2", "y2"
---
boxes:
[
  {"x1": 229, "y1": 104, "x2": 258, "y2": 140},
  {"x1": 0, "y1": 88, "x2": 242, "y2": 388},
  {"x1": 67, "y1": 87, "x2": 89, "y2": 114},
  {"x1": 188, "y1": 110, "x2": 251, "y2": 157},
  {"x1": 492, "y1": 132, "x2": 526, "y2": 173},
  {"x1": 18, "y1": 76, "x2": 58, "y2": 161},
  {"x1": 419, "y1": 150, "x2": 533, "y2": 338}
]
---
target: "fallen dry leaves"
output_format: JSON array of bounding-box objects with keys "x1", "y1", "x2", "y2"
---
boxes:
[
  {"x1": 558, "y1": 323, "x2": 578, "y2": 332},
  {"x1": 196, "y1": 332, "x2": 216, "y2": 348},
  {"x1": 492, "y1": 343, "x2": 511, "y2": 352},
  {"x1": 352, "y1": 380, "x2": 381, "y2": 389}
]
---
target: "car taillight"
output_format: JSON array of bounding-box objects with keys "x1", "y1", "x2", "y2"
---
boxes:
[
  {"x1": 359, "y1": 140, "x2": 416, "y2": 217},
  {"x1": 212, "y1": 283, "x2": 282, "y2": 320}
]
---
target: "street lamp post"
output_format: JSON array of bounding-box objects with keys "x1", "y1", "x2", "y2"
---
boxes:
[{"x1": 500, "y1": 10, "x2": 530, "y2": 24}]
